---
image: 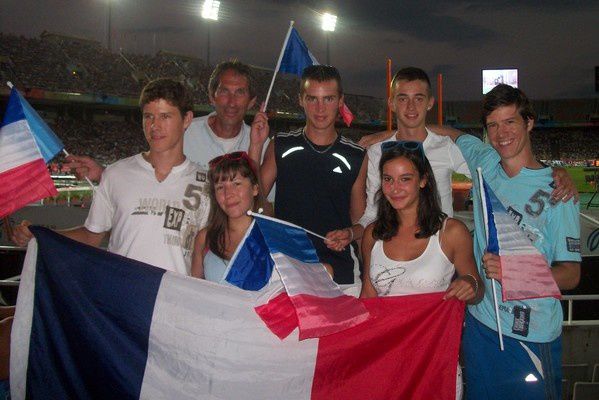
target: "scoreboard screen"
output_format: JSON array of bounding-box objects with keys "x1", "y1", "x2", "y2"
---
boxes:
[{"x1": 482, "y1": 69, "x2": 518, "y2": 94}]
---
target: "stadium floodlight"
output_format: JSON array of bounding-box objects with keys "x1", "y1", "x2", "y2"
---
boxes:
[
  {"x1": 201, "y1": 0, "x2": 220, "y2": 66},
  {"x1": 202, "y1": 0, "x2": 220, "y2": 21},
  {"x1": 321, "y1": 13, "x2": 337, "y2": 65},
  {"x1": 321, "y1": 13, "x2": 337, "y2": 32}
]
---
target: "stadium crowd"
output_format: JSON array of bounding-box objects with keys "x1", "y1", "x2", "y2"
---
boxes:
[
  {"x1": 528, "y1": 129, "x2": 599, "y2": 163},
  {"x1": 0, "y1": 32, "x2": 383, "y2": 121},
  {"x1": 5, "y1": 32, "x2": 594, "y2": 167},
  {"x1": 39, "y1": 118, "x2": 599, "y2": 170}
]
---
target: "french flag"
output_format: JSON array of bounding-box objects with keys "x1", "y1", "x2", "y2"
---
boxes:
[
  {"x1": 481, "y1": 178, "x2": 561, "y2": 301},
  {"x1": 12, "y1": 227, "x2": 464, "y2": 399},
  {"x1": 277, "y1": 24, "x2": 354, "y2": 127},
  {"x1": 0, "y1": 86, "x2": 63, "y2": 218},
  {"x1": 225, "y1": 215, "x2": 369, "y2": 340}
]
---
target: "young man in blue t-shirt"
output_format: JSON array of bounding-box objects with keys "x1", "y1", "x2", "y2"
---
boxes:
[{"x1": 440, "y1": 84, "x2": 581, "y2": 399}]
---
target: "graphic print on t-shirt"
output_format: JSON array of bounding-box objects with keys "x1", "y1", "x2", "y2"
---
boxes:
[{"x1": 130, "y1": 182, "x2": 207, "y2": 258}]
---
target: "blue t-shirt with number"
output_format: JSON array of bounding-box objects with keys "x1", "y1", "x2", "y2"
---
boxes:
[{"x1": 457, "y1": 134, "x2": 581, "y2": 343}]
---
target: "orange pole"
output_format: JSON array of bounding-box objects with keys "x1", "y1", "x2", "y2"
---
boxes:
[
  {"x1": 437, "y1": 73, "x2": 443, "y2": 126},
  {"x1": 386, "y1": 58, "x2": 392, "y2": 131}
]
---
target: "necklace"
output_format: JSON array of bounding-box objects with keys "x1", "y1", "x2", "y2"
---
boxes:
[{"x1": 302, "y1": 128, "x2": 337, "y2": 154}]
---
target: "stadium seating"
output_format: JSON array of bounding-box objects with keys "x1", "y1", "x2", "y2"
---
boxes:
[
  {"x1": 563, "y1": 364, "x2": 590, "y2": 398},
  {"x1": 1, "y1": 32, "x2": 598, "y2": 166},
  {"x1": 572, "y1": 381, "x2": 599, "y2": 400},
  {"x1": 0, "y1": 32, "x2": 383, "y2": 122}
]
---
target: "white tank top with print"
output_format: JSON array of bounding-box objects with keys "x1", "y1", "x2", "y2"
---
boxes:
[{"x1": 369, "y1": 229, "x2": 454, "y2": 297}]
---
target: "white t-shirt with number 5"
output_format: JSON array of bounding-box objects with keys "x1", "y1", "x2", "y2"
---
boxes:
[{"x1": 85, "y1": 154, "x2": 210, "y2": 275}]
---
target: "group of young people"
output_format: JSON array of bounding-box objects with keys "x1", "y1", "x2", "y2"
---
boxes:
[{"x1": 11, "y1": 60, "x2": 582, "y2": 399}]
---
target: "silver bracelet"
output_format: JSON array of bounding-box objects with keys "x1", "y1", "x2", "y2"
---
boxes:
[{"x1": 462, "y1": 273, "x2": 478, "y2": 296}]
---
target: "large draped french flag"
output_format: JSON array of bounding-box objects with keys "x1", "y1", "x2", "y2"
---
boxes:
[
  {"x1": 11, "y1": 227, "x2": 465, "y2": 399},
  {"x1": 481, "y1": 178, "x2": 561, "y2": 301},
  {"x1": 0, "y1": 87, "x2": 63, "y2": 218},
  {"x1": 225, "y1": 215, "x2": 369, "y2": 340}
]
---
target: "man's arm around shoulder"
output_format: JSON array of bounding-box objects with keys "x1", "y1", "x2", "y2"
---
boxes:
[{"x1": 428, "y1": 125, "x2": 464, "y2": 143}]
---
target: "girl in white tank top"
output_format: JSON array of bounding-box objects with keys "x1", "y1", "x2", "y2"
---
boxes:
[
  {"x1": 369, "y1": 220, "x2": 455, "y2": 296},
  {"x1": 360, "y1": 142, "x2": 484, "y2": 400},
  {"x1": 360, "y1": 141, "x2": 482, "y2": 302}
]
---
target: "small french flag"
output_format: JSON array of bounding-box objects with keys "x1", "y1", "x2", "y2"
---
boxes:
[
  {"x1": 276, "y1": 24, "x2": 354, "y2": 127},
  {"x1": 0, "y1": 86, "x2": 63, "y2": 218},
  {"x1": 482, "y1": 177, "x2": 561, "y2": 301},
  {"x1": 225, "y1": 214, "x2": 370, "y2": 340}
]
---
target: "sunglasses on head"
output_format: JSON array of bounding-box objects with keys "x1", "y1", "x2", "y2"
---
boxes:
[
  {"x1": 381, "y1": 140, "x2": 425, "y2": 161},
  {"x1": 208, "y1": 151, "x2": 257, "y2": 175}
]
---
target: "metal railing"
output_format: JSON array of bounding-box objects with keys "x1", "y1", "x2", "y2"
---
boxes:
[
  {"x1": 562, "y1": 295, "x2": 599, "y2": 326},
  {"x1": 0, "y1": 275, "x2": 20, "y2": 287},
  {"x1": 0, "y1": 279, "x2": 597, "y2": 325},
  {"x1": 0, "y1": 260, "x2": 598, "y2": 326}
]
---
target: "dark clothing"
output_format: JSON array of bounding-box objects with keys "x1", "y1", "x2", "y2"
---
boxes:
[{"x1": 274, "y1": 128, "x2": 365, "y2": 284}]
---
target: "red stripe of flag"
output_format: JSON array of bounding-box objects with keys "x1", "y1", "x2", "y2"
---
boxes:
[
  {"x1": 0, "y1": 159, "x2": 57, "y2": 218},
  {"x1": 254, "y1": 292, "x2": 299, "y2": 340},
  {"x1": 312, "y1": 292, "x2": 464, "y2": 400}
]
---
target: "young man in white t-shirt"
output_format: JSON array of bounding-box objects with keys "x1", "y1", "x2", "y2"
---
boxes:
[
  {"x1": 11, "y1": 79, "x2": 210, "y2": 274},
  {"x1": 327, "y1": 67, "x2": 469, "y2": 247}
]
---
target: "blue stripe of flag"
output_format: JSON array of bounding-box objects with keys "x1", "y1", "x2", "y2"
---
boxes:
[
  {"x1": 279, "y1": 28, "x2": 318, "y2": 76},
  {"x1": 1, "y1": 88, "x2": 63, "y2": 161},
  {"x1": 28, "y1": 227, "x2": 165, "y2": 399},
  {"x1": 482, "y1": 180, "x2": 500, "y2": 254},
  {"x1": 225, "y1": 222, "x2": 275, "y2": 291},
  {"x1": 1, "y1": 88, "x2": 25, "y2": 127},
  {"x1": 254, "y1": 217, "x2": 320, "y2": 263}
]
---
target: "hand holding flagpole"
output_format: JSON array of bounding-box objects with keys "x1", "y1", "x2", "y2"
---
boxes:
[
  {"x1": 62, "y1": 149, "x2": 95, "y2": 190},
  {"x1": 477, "y1": 167, "x2": 504, "y2": 351}
]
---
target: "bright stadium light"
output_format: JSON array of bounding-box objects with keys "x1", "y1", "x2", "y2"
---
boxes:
[
  {"x1": 202, "y1": 0, "x2": 220, "y2": 21},
  {"x1": 321, "y1": 13, "x2": 337, "y2": 65},
  {"x1": 321, "y1": 13, "x2": 337, "y2": 32},
  {"x1": 201, "y1": 0, "x2": 220, "y2": 66}
]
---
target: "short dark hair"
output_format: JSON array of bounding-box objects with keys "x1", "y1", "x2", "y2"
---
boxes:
[
  {"x1": 373, "y1": 146, "x2": 446, "y2": 241},
  {"x1": 208, "y1": 60, "x2": 257, "y2": 99},
  {"x1": 139, "y1": 78, "x2": 193, "y2": 116},
  {"x1": 482, "y1": 84, "x2": 535, "y2": 128},
  {"x1": 300, "y1": 65, "x2": 343, "y2": 96},
  {"x1": 390, "y1": 67, "x2": 432, "y2": 96}
]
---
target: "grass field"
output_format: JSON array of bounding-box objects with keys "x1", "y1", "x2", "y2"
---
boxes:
[{"x1": 567, "y1": 167, "x2": 597, "y2": 193}]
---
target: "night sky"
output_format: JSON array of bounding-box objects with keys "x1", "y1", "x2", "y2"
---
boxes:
[{"x1": 1, "y1": 0, "x2": 598, "y2": 101}]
